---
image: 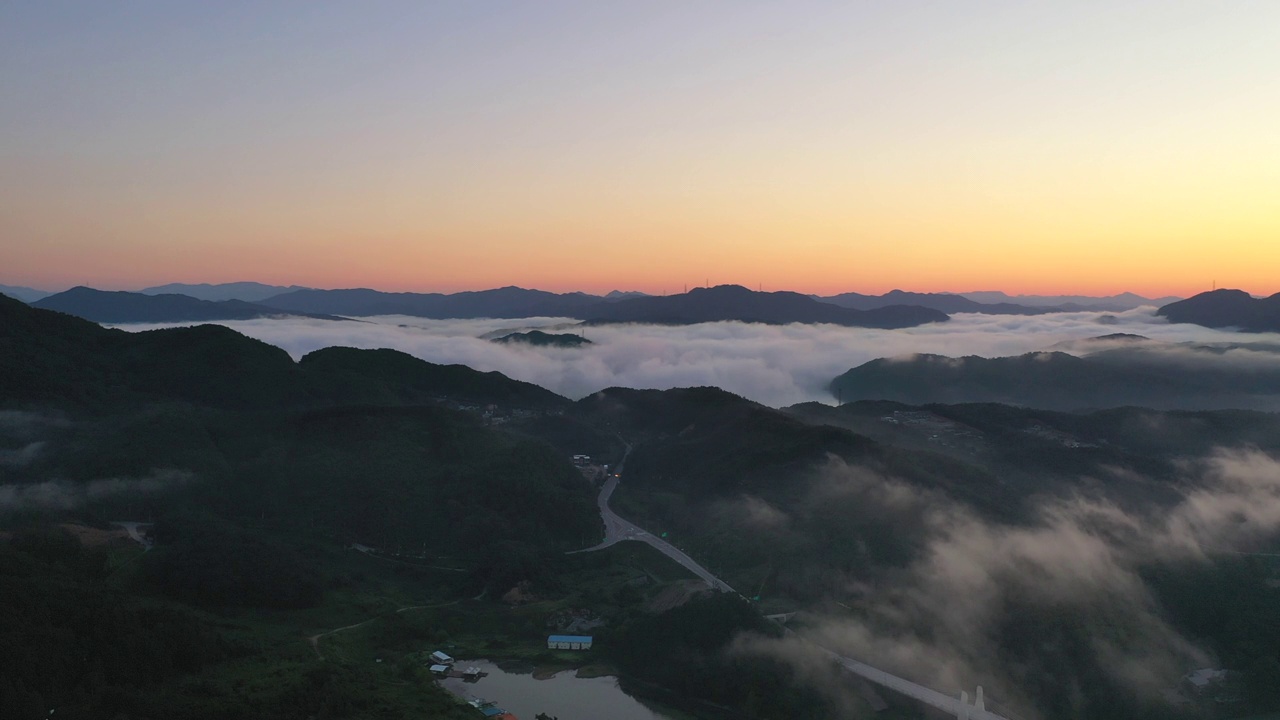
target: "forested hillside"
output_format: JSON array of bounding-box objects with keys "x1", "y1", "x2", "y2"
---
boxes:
[{"x1": 0, "y1": 296, "x2": 600, "y2": 718}]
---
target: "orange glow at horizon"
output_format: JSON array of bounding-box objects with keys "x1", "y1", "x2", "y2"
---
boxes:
[{"x1": 3, "y1": 4, "x2": 1278, "y2": 299}]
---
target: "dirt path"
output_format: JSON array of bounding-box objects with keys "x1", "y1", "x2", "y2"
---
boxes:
[
  {"x1": 307, "y1": 600, "x2": 460, "y2": 660},
  {"x1": 308, "y1": 618, "x2": 378, "y2": 660}
]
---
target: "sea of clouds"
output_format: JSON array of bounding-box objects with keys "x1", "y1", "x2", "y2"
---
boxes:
[{"x1": 111, "y1": 308, "x2": 1276, "y2": 407}]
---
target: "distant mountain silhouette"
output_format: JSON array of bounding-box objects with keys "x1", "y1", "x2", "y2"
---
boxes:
[
  {"x1": 1157, "y1": 289, "x2": 1280, "y2": 332},
  {"x1": 139, "y1": 281, "x2": 311, "y2": 302},
  {"x1": 829, "y1": 342, "x2": 1280, "y2": 411},
  {"x1": 493, "y1": 330, "x2": 592, "y2": 347},
  {"x1": 959, "y1": 290, "x2": 1181, "y2": 310},
  {"x1": 33, "y1": 287, "x2": 343, "y2": 324},
  {"x1": 259, "y1": 286, "x2": 607, "y2": 319},
  {"x1": 259, "y1": 284, "x2": 945, "y2": 326},
  {"x1": 581, "y1": 285, "x2": 948, "y2": 328},
  {"x1": 817, "y1": 290, "x2": 1056, "y2": 315},
  {"x1": 0, "y1": 284, "x2": 53, "y2": 303}
]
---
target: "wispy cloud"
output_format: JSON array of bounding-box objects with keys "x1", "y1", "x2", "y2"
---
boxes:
[
  {"x1": 0, "y1": 469, "x2": 194, "y2": 513},
  {"x1": 734, "y1": 450, "x2": 1280, "y2": 717}
]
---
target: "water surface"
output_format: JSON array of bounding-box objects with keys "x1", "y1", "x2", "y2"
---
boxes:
[{"x1": 440, "y1": 659, "x2": 673, "y2": 720}]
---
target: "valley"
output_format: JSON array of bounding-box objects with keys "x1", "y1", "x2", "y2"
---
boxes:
[{"x1": 4, "y1": 293, "x2": 1280, "y2": 720}]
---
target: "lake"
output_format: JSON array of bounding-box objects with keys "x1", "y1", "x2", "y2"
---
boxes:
[{"x1": 439, "y1": 659, "x2": 675, "y2": 720}]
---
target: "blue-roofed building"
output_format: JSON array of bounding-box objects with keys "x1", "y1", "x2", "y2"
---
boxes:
[
  {"x1": 480, "y1": 707, "x2": 505, "y2": 717},
  {"x1": 547, "y1": 634, "x2": 593, "y2": 650}
]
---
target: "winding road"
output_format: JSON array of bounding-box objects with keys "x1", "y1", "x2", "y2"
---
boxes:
[
  {"x1": 569, "y1": 446, "x2": 1012, "y2": 720},
  {"x1": 571, "y1": 476, "x2": 736, "y2": 593}
]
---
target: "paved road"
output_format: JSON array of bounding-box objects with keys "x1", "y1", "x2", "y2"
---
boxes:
[
  {"x1": 824, "y1": 649, "x2": 1011, "y2": 720},
  {"x1": 569, "y1": 448, "x2": 1012, "y2": 719},
  {"x1": 568, "y1": 447, "x2": 735, "y2": 593}
]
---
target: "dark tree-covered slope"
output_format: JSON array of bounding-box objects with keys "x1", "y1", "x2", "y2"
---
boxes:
[
  {"x1": 1, "y1": 294, "x2": 568, "y2": 412},
  {"x1": 829, "y1": 345, "x2": 1280, "y2": 411}
]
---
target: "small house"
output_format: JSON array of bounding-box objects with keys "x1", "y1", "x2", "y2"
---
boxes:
[
  {"x1": 430, "y1": 650, "x2": 454, "y2": 665},
  {"x1": 1183, "y1": 668, "x2": 1227, "y2": 695},
  {"x1": 547, "y1": 634, "x2": 593, "y2": 650},
  {"x1": 429, "y1": 664, "x2": 450, "y2": 676}
]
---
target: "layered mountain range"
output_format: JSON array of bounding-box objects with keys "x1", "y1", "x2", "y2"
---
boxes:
[
  {"x1": 4, "y1": 281, "x2": 1196, "y2": 326},
  {"x1": 31, "y1": 287, "x2": 345, "y2": 324},
  {"x1": 579, "y1": 284, "x2": 948, "y2": 327},
  {"x1": 18, "y1": 283, "x2": 1280, "y2": 334}
]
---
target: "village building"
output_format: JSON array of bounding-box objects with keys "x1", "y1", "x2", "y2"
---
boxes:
[
  {"x1": 1183, "y1": 668, "x2": 1226, "y2": 694},
  {"x1": 547, "y1": 634, "x2": 593, "y2": 650}
]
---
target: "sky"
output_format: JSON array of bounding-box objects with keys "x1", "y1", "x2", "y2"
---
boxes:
[{"x1": 3, "y1": 2, "x2": 1278, "y2": 296}]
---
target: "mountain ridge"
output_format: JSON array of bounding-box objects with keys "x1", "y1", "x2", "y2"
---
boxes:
[
  {"x1": 0, "y1": 284, "x2": 53, "y2": 303},
  {"x1": 1157, "y1": 288, "x2": 1280, "y2": 332},
  {"x1": 960, "y1": 290, "x2": 1181, "y2": 310},
  {"x1": 33, "y1": 287, "x2": 346, "y2": 324},
  {"x1": 828, "y1": 342, "x2": 1280, "y2": 411},
  {"x1": 139, "y1": 281, "x2": 312, "y2": 302},
  {"x1": 581, "y1": 284, "x2": 949, "y2": 328},
  {"x1": 817, "y1": 289, "x2": 1058, "y2": 315}
]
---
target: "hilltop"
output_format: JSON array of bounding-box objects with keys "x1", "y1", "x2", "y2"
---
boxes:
[
  {"x1": 1157, "y1": 288, "x2": 1280, "y2": 332},
  {"x1": 493, "y1": 330, "x2": 593, "y2": 347}
]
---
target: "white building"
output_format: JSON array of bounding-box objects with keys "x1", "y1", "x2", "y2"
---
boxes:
[{"x1": 1183, "y1": 668, "x2": 1227, "y2": 695}]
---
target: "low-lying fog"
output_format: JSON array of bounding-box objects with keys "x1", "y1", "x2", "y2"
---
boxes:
[{"x1": 112, "y1": 308, "x2": 1277, "y2": 407}]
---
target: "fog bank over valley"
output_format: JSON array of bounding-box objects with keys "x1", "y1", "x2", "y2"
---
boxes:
[
  {"x1": 109, "y1": 309, "x2": 1277, "y2": 407},
  {"x1": 733, "y1": 449, "x2": 1280, "y2": 717}
]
